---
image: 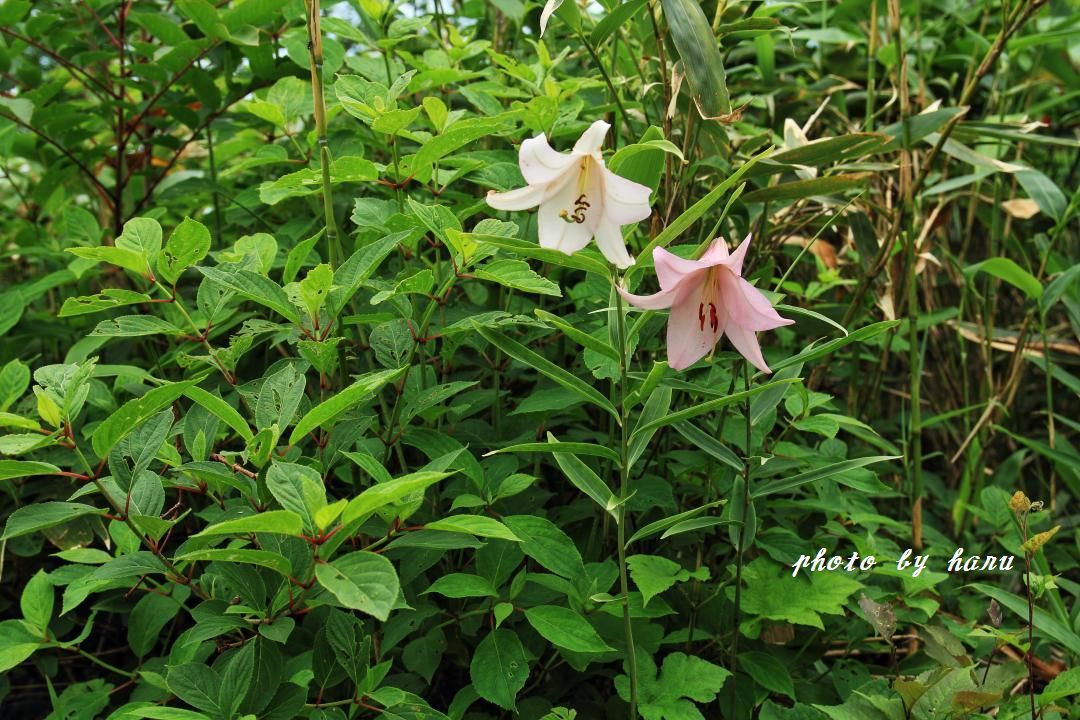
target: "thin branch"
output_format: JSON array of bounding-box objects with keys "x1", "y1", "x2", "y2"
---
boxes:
[
  {"x1": 0, "y1": 110, "x2": 113, "y2": 204},
  {"x1": 0, "y1": 27, "x2": 118, "y2": 101}
]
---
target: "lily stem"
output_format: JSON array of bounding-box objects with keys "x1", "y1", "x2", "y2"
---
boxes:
[
  {"x1": 614, "y1": 288, "x2": 639, "y2": 720},
  {"x1": 304, "y1": 0, "x2": 340, "y2": 268}
]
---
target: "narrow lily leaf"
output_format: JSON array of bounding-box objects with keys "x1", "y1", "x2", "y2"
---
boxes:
[
  {"x1": 770, "y1": 321, "x2": 900, "y2": 374},
  {"x1": 752, "y1": 456, "x2": 900, "y2": 498},
  {"x1": 672, "y1": 423, "x2": 742, "y2": 472},
  {"x1": 473, "y1": 324, "x2": 619, "y2": 420},
  {"x1": 660, "y1": 0, "x2": 730, "y2": 118},
  {"x1": 486, "y1": 441, "x2": 620, "y2": 464},
  {"x1": 964, "y1": 258, "x2": 1043, "y2": 300},
  {"x1": 549, "y1": 433, "x2": 618, "y2": 521},
  {"x1": 534, "y1": 309, "x2": 620, "y2": 361},
  {"x1": 626, "y1": 500, "x2": 725, "y2": 547},
  {"x1": 631, "y1": 378, "x2": 801, "y2": 439}
]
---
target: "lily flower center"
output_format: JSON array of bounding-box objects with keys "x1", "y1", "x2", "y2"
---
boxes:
[
  {"x1": 559, "y1": 159, "x2": 592, "y2": 225},
  {"x1": 697, "y1": 268, "x2": 725, "y2": 333}
]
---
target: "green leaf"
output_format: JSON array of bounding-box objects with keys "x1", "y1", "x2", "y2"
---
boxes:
[
  {"x1": 627, "y1": 554, "x2": 702, "y2": 607},
  {"x1": 315, "y1": 551, "x2": 399, "y2": 621},
  {"x1": 422, "y1": 573, "x2": 498, "y2": 598},
  {"x1": 195, "y1": 510, "x2": 303, "y2": 537},
  {"x1": 632, "y1": 378, "x2": 800, "y2": 439},
  {"x1": 964, "y1": 257, "x2": 1043, "y2": 300},
  {"x1": 626, "y1": 501, "x2": 726, "y2": 546},
  {"x1": 425, "y1": 515, "x2": 521, "y2": 541},
  {"x1": 771, "y1": 321, "x2": 900, "y2": 373},
  {"x1": 473, "y1": 324, "x2": 618, "y2": 420},
  {"x1": 289, "y1": 366, "x2": 405, "y2": 445},
  {"x1": 90, "y1": 315, "x2": 185, "y2": 338},
  {"x1": 184, "y1": 387, "x2": 254, "y2": 442},
  {"x1": 474, "y1": 259, "x2": 561, "y2": 297},
  {"x1": 58, "y1": 289, "x2": 153, "y2": 318},
  {"x1": 1016, "y1": 169, "x2": 1068, "y2": 221},
  {"x1": 341, "y1": 471, "x2": 451, "y2": 526},
  {"x1": 549, "y1": 436, "x2": 618, "y2": 520},
  {"x1": 739, "y1": 651, "x2": 794, "y2": 699},
  {"x1": 158, "y1": 217, "x2": 212, "y2": 285},
  {"x1": 503, "y1": 515, "x2": 586, "y2": 581},
  {"x1": 0, "y1": 290, "x2": 22, "y2": 338},
  {"x1": 970, "y1": 583, "x2": 1080, "y2": 655},
  {"x1": 534, "y1": 309, "x2": 620, "y2": 362},
  {"x1": 291, "y1": 263, "x2": 334, "y2": 319},
  {"x1": 67, "y1": 246, "x2": 153, "y2": 278},
  {"x1": 0, "y1": 619, "x2": 42, "y2": 673},
  {"x1": 487, "y1": 440, "x2": 620, "y2": 464},
  {"x1": 616, "y1": 652, "x2": 731, "y2": 716},
  {"x1": 753, "y1": 456, "x2": 899, "y2": 498},
  {"x1": 523, "y1": 606, "x2": 613, "y2": 653},
  {"x1": 197, "y1": 267, "x2": 301, "y2": 323},
  {"x1": 20, "y1": 569, "x2": 53, "y2": 633},
  {"x1": 470, "y1": 629, "x2": 529, "y2": 711},
  {"x1": 660, "y1": 0, "x2": 730, "y2": 117},
  {"x1": 91, "y1": 380, "x2": 199, "y2": 458},
  {"x1": 0, "y1": 459, "x2": 61, "y2": 482},
  {"x1": 2, "y1": 502, "x2": 106, "y2": 540},
  {"x1": 741, "y1": 174, "x2": 871, "y2": 204},
  {"x1": 739, "y1": 557, "x2": 862, "y2": 630},
  {"x1": 173, "y1": 548, "x2": 292, "y2": 577},
  {"x1": 0, "y1": 359, "x2": 30, "y2": 412},
  {"x1": 475, "y1": 234, "x2": 611, "y2": 277}
]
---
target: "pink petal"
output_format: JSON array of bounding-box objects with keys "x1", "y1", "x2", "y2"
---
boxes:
[
  {"x1": 699, "y1": 237, "x2": 731, "y2": 265},
  {"x1": 725, "y1": 323, "x2": 772, "y2": 373},
  {"x1": 720, "y1": 233, "x2": 753, "y2": 276},
  {"x1": 519, "y1": 134, "x2": 576, "y2": 185},
  {"x1": 572, "y1": 120, "x2": 610, "y2": 157},
  {"x1": 617, "y1": 284, "x2": 679, "y2": 310},
  {"x1": 601, "y1": 168, "x2": 652, "y2": 225},
  {"x1": 487, "y1": 184, "x2": 544, "y2": 211},
  {"x1": 721, "y1": 274, "x2": 795, "y2": 331},
  {"x1": 653, "y1": 247, "x2": 708, "y2": 291},
  {"x1": 666, "y1": 290, "x2": 721, "y2": 371},
  {"x1": 594, "y1": 220, "x2": 634, "y2": 269}
]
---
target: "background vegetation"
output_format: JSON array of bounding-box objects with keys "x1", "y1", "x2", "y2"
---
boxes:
[{"x1": 0, "y1": 0, "x2": 1077, "y2": 718}]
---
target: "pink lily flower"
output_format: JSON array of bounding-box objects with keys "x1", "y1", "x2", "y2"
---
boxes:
[{"x1": 618, "y1": 235, "x2": 794, "y2": 372}]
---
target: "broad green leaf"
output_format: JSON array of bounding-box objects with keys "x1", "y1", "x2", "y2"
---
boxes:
[
  {"x1": 616, "y1": 652, "x2": 731, "y2": 716},
  {"x1": 90, "y1": 315, "x2": 185, "y2": 338},
  {"x1": 197, "y1": 267, "x2": 301, "y2": 324},
  {"x1": 422, "y1": 573, "x2": 498, "y2": 598},
  {"x1": 0, "y1": 619, "x2": 42, "y2": 673},
  {"x1": 626, "y1": 554, "x2": 705, "y2": 607},
  {"x1": 341, "y1": 471, "x2": 451, "y2": 526},
  {"x1": 315, "y1": 550, "x2": 399, "y2": 621},
  {"x1": 92, "y1": 380, "x2": 199, "y2": 458},
  {"x1": 174, "y1": 548, "x2": 292, "y2": 577},
  {"x1": 523, "y1": 606, "x2": 613, "y2": 652},
  {"x1": 503, "y1": 515, "x2": 586, "y2": 581},
  {"x1": 0, "y1": 290, "x2": 21, "y2": 338},
  {"x1": 964, "y1": 258, "x2": 1043, "y2": 300},
  {"x1": 0, "y1": 459, "x2": 61, "y2": 481},
  {"x1": 473, "y1": 324, "x2": 619, "y2": 420},
  {"x1": 58, "y1": 289, "x2": 153, "y2": 318},
  {"x1": 195, "y1": 510, "x2": 303, "y2": 537},
  {"x1": 474, "y1": 259, "x2": 561, "y2": 297},
  {"x1": 2, "y1": 502, "x2": 106, "y2": 540},
  {"x1": 739, "y1": 651, "x2": 794, "y2": 699},
  {"x1": 184, "y1": 387, "x2": 254, "y2": 442},
  {"x1": 159, "y1": 217, "x2": 212, "y2": 285},
  {"x1": 970, "y1": 583, "x2": 1080, "y2": 655},
  {"x1": 289, "y1": 366, "x2": 406, "y2": 445},
  {"x1": 20, "y1": 569, "x2": 53, "y2": 632},
  {"x1": 425, "y1": 515, "x2": 521, "y2": 541},
  {"x1": 470, "y1": 629, "x2": 529, "y2": 710}
]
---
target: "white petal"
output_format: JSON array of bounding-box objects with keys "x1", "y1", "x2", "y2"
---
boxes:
[
  {"x1": 537, "y1": 176, "x2": 593, "y2": 255},
  {"x1": 601, "y1": 168, "x2": 652, "y2": 225},
  {"x1": 594, "y1": 221, "x2": 634, "y2": 269},
  {"x1": 486, "y1": 184, "x2": 544, "y2": 211},
  {"x1": 783, "y1": 118, "x2": 808, "y2": 150},
  {"x1": 520, "y1": 134, "x2": 576, "y2": 186},
  {"x1": 572, "y1": 120, "x2": 610, "y2": 157},
  {"x1": 539, "y1": 0, "x2": 562, "y2": 37}
]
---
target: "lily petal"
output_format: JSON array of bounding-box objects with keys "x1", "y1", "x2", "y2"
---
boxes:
[
  {"x1": 595, "y1": 221, "x2": 634, "y2": 269},
  {"x1": 617, "y1": 284, "x2": 680, "y2": 310},
  {"x1": 601, "y1": 168, "x2": 652, "y2": 225},
  {"x1": 537, "y1": 175, "x2": 593, "y2": 255},
  {"x1": 725, "y1": 323, "x2": 772, "y2": 373},
  {"x1": 573, "y1": 120, "x2": 610, "y2": 157},
  {"x1": 654, "y1": 247, "x2": 708, "y2": 291},
  {"x1": 520, "y1": 134, "x2": 576, "y2": 185},
  {"x1": 721, "y1": 233, "x2": 753, "y2": 275},
  {"x1": 666, "y1": 292, "x2": 721, "y2": 371},
  {"x1": 722, "y1": 275, "x2": 795, "y2": 332},
  {"x1": 699, "y1": 237, "x2": 731, "y2": 265},
  {"x1": 487, "y1": 184, "x2": 544, "y2": 211}
]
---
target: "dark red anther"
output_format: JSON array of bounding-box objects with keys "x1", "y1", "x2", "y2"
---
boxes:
[
  {"x1": 698, "y1": 303, "x2": 706, "y2": 331},
  {"x1": 709, "y1": 303, "x2": 719, "y2": 332}
]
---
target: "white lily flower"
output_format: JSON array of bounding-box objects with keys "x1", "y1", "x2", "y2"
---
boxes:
[{"x1": 486, "y1": 120, "x2": 652, "y2": 269}]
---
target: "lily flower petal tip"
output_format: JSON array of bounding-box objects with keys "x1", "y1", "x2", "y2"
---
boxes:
[
  {"x1": 618, "y1": 234, "x2": 794, "y2": 373},
  {"x1": 486, "y1": 120, "x2": 653, "y2": 270}
]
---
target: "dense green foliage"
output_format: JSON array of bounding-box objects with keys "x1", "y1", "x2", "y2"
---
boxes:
[{"x1": 0, "y1": 0, "x2": 1077, "y2": 718}]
